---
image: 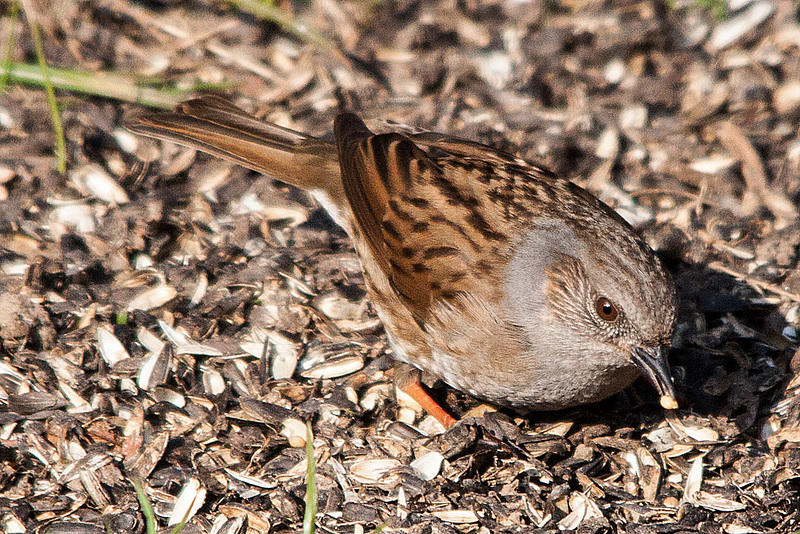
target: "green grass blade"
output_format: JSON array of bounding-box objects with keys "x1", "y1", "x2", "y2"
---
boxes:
[
  {"x1": 132, "y1": 478, "x2": 158, "y2": 534},
  {"x1": 0, "y1": 0, "x2": 19, "y2": 90},
  {"x1": 303, "y1": 421, "x2": 317, "y2": 534},
  {"x1": 22, "y1": 4, "x2": 66, "y2": 173},
  {"x1": 167, "y1": 487, "x2": 194, "y2": 534},
  {"x1": 0, "y1": 62, "x2": 186, "y2": 108},
  {"x1": 169, "y1": 517, "x2": 189, "y2": 534},
  {"x1": 697, "y1": 0, "x2": 729, "y2": 19}
]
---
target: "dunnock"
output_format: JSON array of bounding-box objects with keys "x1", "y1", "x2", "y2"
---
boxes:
[{"x1": 127, "y1": 96, "x2": 679, "y2": 426}]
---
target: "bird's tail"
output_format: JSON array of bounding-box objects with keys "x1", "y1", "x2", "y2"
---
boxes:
[{"x1": 126, "y1": 96, "x2": 344, "y2": 204}]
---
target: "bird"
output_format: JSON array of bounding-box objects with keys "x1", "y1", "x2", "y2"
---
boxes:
[{"x1": 127, "y1": 95, "x2": 679, "y2": 428}]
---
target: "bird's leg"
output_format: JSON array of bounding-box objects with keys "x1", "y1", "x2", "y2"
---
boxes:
[{"x1": 393, "y1": 362, "x2": 457, "y2": 429}]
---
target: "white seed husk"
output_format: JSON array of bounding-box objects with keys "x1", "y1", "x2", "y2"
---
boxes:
[
  {"x1": 431, "y1": 510, "x2": 481, "y2": 524},
  {"x1": 70, "y1": 164, "x2": 129, "y2": 204},
  {"x1": 348, "y1": 458, "x2": 401, "y2": 484},
  {"x1": 281, "y1": 418, "x2": 307, "y2": 447},
  {"x1": 127, "y1": 285, "x2": 177, "y2": 311},
  {"x1": 169, "y1": 478, "x2": 207, "y2": 526},
  {"x1": 300, "y1": 354, "x2": 364, "y2": 379},
  {"x1": 224, "y1": 468, "x2": 277, "y2": 489},
  {"x1": 97, "y1": 325, "x2": 129, "y2": 366},
  {"x1": 410, "y1": 451, "x2": 444, "y2": 481},
  {"x1": 202, "y1": 367, "x2": 226, "y2": 396}
]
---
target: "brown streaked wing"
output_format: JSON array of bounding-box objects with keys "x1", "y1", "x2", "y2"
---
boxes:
[
  {"x1": 408, "y1": 132, "x2": 521, "y2": 165},
  {"x1": 334, "y1": 113, "x2": 508, "y2": 322},
  {"x1": 334, "y1": 113, "x2": 422, "y2": 282}
]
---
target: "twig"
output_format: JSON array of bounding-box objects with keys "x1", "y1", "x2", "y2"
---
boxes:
[
  {"x1": 224, "y1": 0, "x2": 339, "y2": 54},
  {"x1": 717, "y1": 121, "x2": 797, "y2": 222},
  {"x1": 707, "y1": 261, "x2": 800, "y2": 303}
]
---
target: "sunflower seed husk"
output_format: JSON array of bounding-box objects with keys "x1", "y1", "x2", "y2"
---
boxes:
[
  {"x1": 410, "y1": 450, "x2": 444, "y2": 481},
  {"x1": 209, "y1": 514, "x2": 247, "y2": 534},
  {"x1": 260, "y1": 204, "x2": 309, "y2": 225},
  {"x1": 240, "y1": 328, "x2": 299, "y2": 380},
  {"x1": 300, "y1": 353, "x2": 364, "y2": 379},
  {"x1": 683, "y1": 455, "x2": 745, "y2": 511},
  {"x1": 58, "y1": 382, "x2": 93, "y2": 414},
  {"x1": 683, "y1": 455, "x2": 704, "y2": 505},
  {"x1": 269, "y1": 333, "x2": 299, "y2": 380},
  {"x1": 281, "y1": 418, "x2": 307, "y2": 447},
  {"x1": 558, "y1": 492, "x2": 603, "y2": 530},
  {"x1": 158, "y1": 320, "x2": 223, "y2": 356},
  {"x1": 431, "y1": 510, "x2": 481, "y2": 524},
  {"x1": 708, "y1": 2, "x2": 774, "y2": 52},
  {"x1": 668, "y1": 416, "x2": 720, "y2": 442},
  {"x1": 153, "y1": 386, "x2": 186, "y2": 408},
  {"x1": 636, "y1": 447, "x2": 661, "y2": 503},
  {"x1": 125, "y1": 432, "x2": 169, "y2": 479},
  {"x1": 127, "y1": 285, "x2": 177, "y2": 311},
  {"x1": 97, "y1": 325, "x2": 129, "y2": 367},
  {"x1": 224, "y1": 468, "x2": 277, "y2": 489},
  {"x1": 236, "y1": 398, "x2": 294, "y2": 425},
  {"x1": 190, "y1": 271, "x2": 209, "y2": 306},
  {"x1": 348, "y1": 458, "x2": 401, "y2": 484},
  {"x1": 138, "y1": 344, "x2": 172, "y2": 391},
  {"x1": 50, "y1": 201, "x2": 95, "y2": 233},
  {"x1": 8, "y1": 391, "x2": 67, "y2": 415},
  {"x1": 0, "y1": 362, "x2": 28, "y2": 402},
  {"x1": 40, "y1": 522, "x2": 104, "y2": 534},
  {"x1": 694, "y1": 491, "x2": 747, "y2": 511},
  {"x1": 202, "y1": 366, "x2": 226, "y2": 396},
  {"x1": 69, "y1": 164, "x2": 129, "y2": 204},
  {"x1": 216, "y1": 504, "x2": 271, "y2": 533},
  {"x1": 360, "y1": 384, "x2": 390, "y2": 412},
  {"x1": 169, "y1": 478, "x2": 206, "y2": 526},
  {"x1": 1, "y1": 514, "x2": 25, "y2": 534},
  {"x1": 79, "y1": 468, "x2": 110, "y2": 508},
  {"x1": 137, "y1": 326, "x2": 165, "y2": 354}
]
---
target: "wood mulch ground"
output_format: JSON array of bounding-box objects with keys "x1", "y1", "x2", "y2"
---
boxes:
[{"x1": 1, "y1": 0, "x2": 800, "y2": 532}]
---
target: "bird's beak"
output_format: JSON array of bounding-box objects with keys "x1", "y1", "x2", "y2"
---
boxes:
[{"x1": 631, "y1": 345, "x2": 678, "y2": 410}]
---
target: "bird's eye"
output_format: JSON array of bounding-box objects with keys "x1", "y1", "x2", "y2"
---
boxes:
[{"x1": 595, "y1": 297, "x2": 618, "y2": 321}]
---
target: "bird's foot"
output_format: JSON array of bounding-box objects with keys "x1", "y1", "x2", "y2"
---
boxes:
[{"x1": 393, "y1": 362, "x2": 457, "y2": 429}]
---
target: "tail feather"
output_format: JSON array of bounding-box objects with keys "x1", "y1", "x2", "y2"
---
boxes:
[{"x1": 126, "y1": 96, "x2": 344, "y2": 204}]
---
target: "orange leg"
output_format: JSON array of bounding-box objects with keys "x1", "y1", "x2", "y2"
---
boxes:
[{"x1": 404, "y1": 381, "x2": 457, "y2": 429}]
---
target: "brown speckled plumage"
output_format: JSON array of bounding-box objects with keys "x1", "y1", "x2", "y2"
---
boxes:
[{"x1": 127, "y1": 96, "x2": 678, "y2": 414}]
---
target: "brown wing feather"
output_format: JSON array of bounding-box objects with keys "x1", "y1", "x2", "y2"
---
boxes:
[
  {"x1": 334, "y1": 113, "x2": 509, "y2": 322},
  {"x1": 408, "y1": 132, "x2": 520, "y2": 164}
]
